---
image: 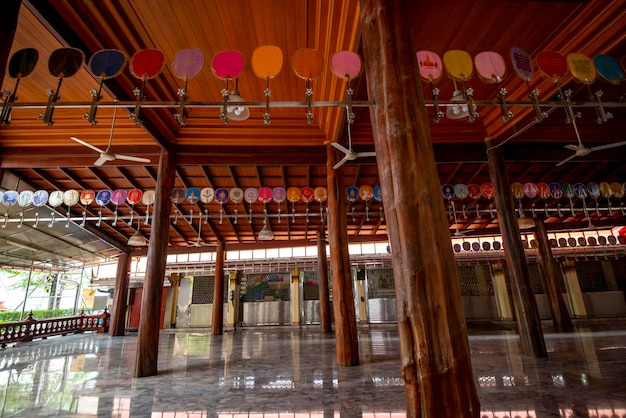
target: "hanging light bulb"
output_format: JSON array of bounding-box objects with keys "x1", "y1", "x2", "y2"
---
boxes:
[
  {"x1": 226, "y1": 79, "x2": 250, "y2": 121},
  {"x1": 127, "y1": 217, "x2": 147, "y2": 246},
  {"x1": 258, "y1": 216, "x2": 274, "y2": 241},
  {"x1": 446, "y1": 90, "x2": 470, "y2": 119}
]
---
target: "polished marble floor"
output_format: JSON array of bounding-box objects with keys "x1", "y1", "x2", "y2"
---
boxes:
[{"x1": 0, "y1": 320, "x2": 625, "y2": 417}]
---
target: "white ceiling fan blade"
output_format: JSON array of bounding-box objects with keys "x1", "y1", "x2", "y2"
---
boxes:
[
  {"x1": 70, "y1": 136, "x2": 106, "y2": 154},
  {"x1": 330, "y1": 142, "x2": 350, "y2": 154},
  {"x1": 93, "y1": 154, "x2": 112, "y2": 166},
  {"x1": 356, "y1": 151, "x2": 376, "y2": 158},
  {"x1": 589, "y1": 140, "x2": 626, "y2": 152},
  {"x1": 113, "y1": 154, "x2": 151, "y2": 164},
  {"x1": 556, "y1": 153, "x2": 579, "y2": 167},
  {"x1": 563, "y1": 144, "x2": 580, "y2": 151},
  {"x1": 333, "y1": 155, "x2": 350, "y2": 169}
]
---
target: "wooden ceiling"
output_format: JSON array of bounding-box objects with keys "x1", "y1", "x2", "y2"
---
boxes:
[{"x1": 1, "y1": 0, "x2": 626, "y2": 268}]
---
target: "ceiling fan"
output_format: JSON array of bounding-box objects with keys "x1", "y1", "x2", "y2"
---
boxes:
[
  {"x1": 556, "y1": 115, "x2": 626, "y2": 166},
  {"x1": 70, "y1": 107, "x2": 151, "y2": 166},
  {"x1": 331, "y1": 108, "x2": 376, "y2": 169}
]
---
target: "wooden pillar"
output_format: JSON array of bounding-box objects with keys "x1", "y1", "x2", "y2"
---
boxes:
[
  {"x1": 291, "y1": 268, "x2": 301, "y2": 325},
  {"x1": 317, "y1": 228, "x2": 332, "y2": 333},
  {"x1": 491, "y1": 263, "x2": 514, "y2": 321},
  {"x1": 168, "y1": 273, "x2": 180, "y2": 327},
  {"x1": 359, "y1": 1, "x2": 480, "y2": 416},
  {"x1": 212, "y1": 239, "x2": 225, "y2": 335},
  {"x1": 109, "y1": 252, "x2": 131, "y2": 336},
  {"x1": 226, "y1": 270, "x2": 240, "y2": 329},
  {"x1": 356, "y1": 268, "x2": 368, "y2": 324},
  {"x1": 135, "y1": 148, "x2": 175, "y2": 377},
  {"x1": 534, "y1": 218, "x2": 574, "y2": 332},
  {"x1": 486, "y1": 138, "x2": 547, "y2": 357},
  {"x1": 327, "y1": 144, "x2": 359, "y2": 366},
  {"x1": 561, "y1": 260, "x2": 587, "y2": 318}
]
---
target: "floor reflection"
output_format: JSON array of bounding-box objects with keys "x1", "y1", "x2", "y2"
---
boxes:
[{"x1": 0, "y1": 321, "x2": 624, "y2": 417}]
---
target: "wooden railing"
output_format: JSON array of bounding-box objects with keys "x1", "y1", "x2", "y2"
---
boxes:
[{"x1": 0, "y1": 308, "x2": 110, "y2": 348}]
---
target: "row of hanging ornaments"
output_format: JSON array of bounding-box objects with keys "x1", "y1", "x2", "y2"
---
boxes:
[
  {"x1": 2, "y1": 180, "x2": 625, "y2": 224},
  {"x1": 2, "y1": 44, "x2": 624, "y2": 128},
  {"x1": 419, "y1": 48, "x2": 625, "y2": 123},
  {"x1": 443, "y1": 181, "x2": 626, "y2": 223},
  {"x1": 0, "y1": 186, "x2": 371, "y2": 229},
  {"x1": 1, "y1": 46, "x2": 364, "y2": 127}
]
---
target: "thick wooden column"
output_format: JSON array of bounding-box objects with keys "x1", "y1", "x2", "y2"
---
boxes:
[
  {"x1": 317, "y1": 227, "x2": 332, "y2": 333},
  {"x1": 135, "y1": 148, "x2": 175, "y2": 377},
  {"x1": 109, "y1": 252, "x2": 131, "y2": 336},
  {"x1": 327, "y1": 144, "x2": 359, "y2": 366},
  {"x1": 212, "y1": 239, "x2": 225, "y2": 335},
  {"x1": 486, "y1": 138, "x2": 547, "y2": 357},
  {"x1": 359, "y1": 1, "x2": 479, "y2": 415},
  {"x1": 534, "y1": 218, "x2": 574, "y2": 332}
]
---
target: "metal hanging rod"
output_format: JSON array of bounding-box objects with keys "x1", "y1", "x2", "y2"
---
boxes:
[{"x1": 5, "y1": 99, "x2": 626, "y2": 110}]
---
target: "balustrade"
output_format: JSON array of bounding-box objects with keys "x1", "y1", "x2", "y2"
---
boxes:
[{"x1": 0, "y1": 308, "x2": 109, "y2": 348}]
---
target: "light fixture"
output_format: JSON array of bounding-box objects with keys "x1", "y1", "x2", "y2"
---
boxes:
[
  {"x1": 446, "y1": 89, "x2": 470, "y2": 119},
  {"x1": 258, "y1": 217, "x2": 274, "y2": 241},
  {"x1": 127, "y1": 218, "x2": 147, "y2": 246},
  {"x1": 226, "y1": 79, "x2": 249, "y2": 121}
]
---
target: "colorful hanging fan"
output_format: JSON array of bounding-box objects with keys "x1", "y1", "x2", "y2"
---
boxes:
[
  {"x1": 129, "y1": 49, "x2": 165, "y2": 124},
  {"x1": 416, "y1": 50, "x2": 445, "y2": 122},
  {"x1": 252, "y1": 45, "x2": 283, "y2": 125},
  {"x1": 292, "y1": 48, "x2": 324, "y2": 124},
  {"x1": 230, "y1": 187, "x2": 243, "y2": 224},
  {"x1": 84, "y1": 49, "x2": 127, "y2": 124},
  {"x1": 594, "y1": 55, "x2": 623, "y2": 85},
  {"x1": 172, "y1": 48, "x2": 205, "y2": 126},
  {"x1": 126, "y1": 188, "x2": 142, "y2": 225},
  {"x1": 467, "y1": 184, "x2": 482, "y2": 218},
  {"x1": 301, "y1": 187, "x2": 314, "y2": 223},
  {"x1": 314, "y1": 187, "x2": 328, "y2": 221},
  {"x1": 142, "y1": 190, "x2": 156, "y2": 225},
  {"x1": 40, "y1": 47, "x2": 85, "y2": 126},
  {"x1": 186, "y1": 187, "x2": 201, "y2": 223},
  {"x1": 170, "y1": 188, "x2": 185, "y2": 225},
  {"x1": 273, "y1": 187, "x2": 287, "y2": 222},
  {"x1": 287, "y1": 187, "x2": 301, "y2": 223},
  {"x1": 215, "y1": 188, "x2": 229, "y2": 224},
  {"x1": 359, "y1": 185, "x2": 373, "y2": 220},
  {"x1": 1, "y1": 48, "x2": 38, "y2": 126},
  {"x1": 331, "y1": 51, "x2": 363, "y2": 126},
  {"x1": 475, "y1": 51, "x2": 512, "y2": 121},
  {"x1": 2, "y1": 191, "x2": 18, "y2": 228},
  {"x1": 95, "y1": 190, "x2": 112, "y2": 227},
  {"x1": 110, "y1": 189, "x2": 127, "y2": 226},
  {"x1": 17, "y1": 190, "x2": 33, "y2": 228},
  {"x1": 568, "y1": 52, "x2": 610, "y2": 124},
  {"x1": 244, "y1": 187, "x2": 258, "y2": 224},
  {"x1": 443, "y1": 49, "x2": 478, "y2": 121},
  {"x1": 48, "y1": 190, "x2": 64, "y2": 227},
  {"x1": 62, "y1": 190, "x2": 79, "y2": 228}
]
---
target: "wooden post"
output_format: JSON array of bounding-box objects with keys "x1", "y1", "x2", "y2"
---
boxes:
[
  {"x1": 327, "y1": 144, "x2": 359, "y2": 366},
  {"x1": 534, "y1": 218, "x2": 574, "y2": 332},
  {"x1": 135, "y1": 148, "x2": 175, "y2": 377},
  {"x1": 317, "y1": 227, "x2": 332, "y2": 333},
  {"x1": 212, "y1": 239, "x2": 226, "y2": 335},
  {"x1": 360, "y1": 1, "x2": 480, "y2": 415},
  {"x1": 169, "y1": 273, "x2": 180, "y2": 328},
  {"x1": 486, "y1": 138, "x2": 547, "y2": 357},
  {"x1": 109, "y1": 252, "x2": 131, "y2": 336}
]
